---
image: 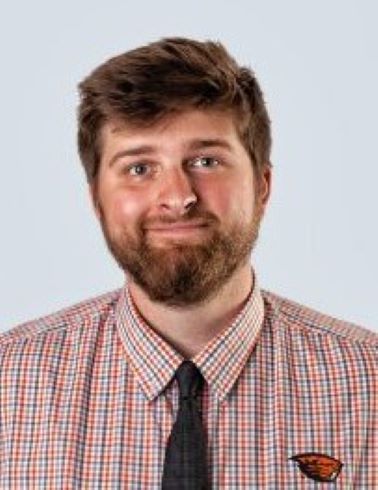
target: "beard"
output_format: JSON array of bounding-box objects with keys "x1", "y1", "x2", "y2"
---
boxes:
[{"x1": 97, "y1": 203, "x2": 263, "y2": 307}]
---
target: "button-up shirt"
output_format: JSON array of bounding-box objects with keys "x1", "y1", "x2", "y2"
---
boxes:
[{"x1": 1, "y1": 272, "x2": 377, "y2": 488}]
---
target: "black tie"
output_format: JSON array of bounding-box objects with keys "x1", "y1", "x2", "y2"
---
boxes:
[{"x1": 161, "y1": 360, "x2": 209, "y2": 489}]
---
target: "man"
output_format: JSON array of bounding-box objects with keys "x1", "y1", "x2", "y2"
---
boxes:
[{"x1": 0, "y1": 38, "x2": 376, "y2": 489}]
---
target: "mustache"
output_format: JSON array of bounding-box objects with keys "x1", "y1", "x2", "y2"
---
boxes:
[{"x1": 142, "y1": 210, "x2": 219, "y2": 228}]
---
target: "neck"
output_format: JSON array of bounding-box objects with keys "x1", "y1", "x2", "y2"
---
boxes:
[{"x1": 127, "y1": 263, "x2": 254, "y2": 359}]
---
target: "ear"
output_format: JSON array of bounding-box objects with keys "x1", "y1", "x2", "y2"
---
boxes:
[
  {"x1": 256, "y1": 165, "x2": 272, "y2": 210},
  {"x1": 88, "y1": 183, "x2": 101, "y2": 221}
]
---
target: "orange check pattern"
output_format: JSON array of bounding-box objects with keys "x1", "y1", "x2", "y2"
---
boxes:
[{"x1": 1, "y1": 271, "x2": 377, "y2": 488}]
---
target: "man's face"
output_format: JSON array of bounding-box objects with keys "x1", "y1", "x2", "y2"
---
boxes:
[{"x1": 91, "y1": 109, "x2": 271, "y2": 306}]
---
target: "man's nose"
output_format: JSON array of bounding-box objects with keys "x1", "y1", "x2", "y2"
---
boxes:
[{"x1": 156, "y1": 167, "x2": 198, "y2": 217}]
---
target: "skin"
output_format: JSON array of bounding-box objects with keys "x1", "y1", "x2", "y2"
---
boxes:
[{"x1": 90, "y1": 108, "x2": 272, "y2": 359}]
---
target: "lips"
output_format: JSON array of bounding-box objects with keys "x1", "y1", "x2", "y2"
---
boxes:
[
  {"x1": 144, "y1": 221, "x2": 210, "y2": 239},
  {"x1": 145, "y1": 220, "x2": 209, "y2": 232}
]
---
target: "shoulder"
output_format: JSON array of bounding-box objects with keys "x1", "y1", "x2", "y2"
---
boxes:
[
  {"x1": 0, "y1": 288, "x2": 122, "y2": 351},
  {"x1": 261, "y1": 288, "x2": 378, "y2": 348},
  {"x1": 260, "y1": 289, "x2": 377, "y2": 385},
  {"x1": 260, "y1": 289, "x2": 377, "y2": 398},
  {"x1": 260, "y1": 288, "x2": 377, "y2": 388}
]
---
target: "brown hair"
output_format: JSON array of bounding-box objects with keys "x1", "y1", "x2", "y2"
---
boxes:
[{"x1": 77, "y1": 37, "x2": 272, "y2": 186}]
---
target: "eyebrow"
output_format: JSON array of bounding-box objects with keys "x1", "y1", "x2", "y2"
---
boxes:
[
  {"x1": 108, "y1": 138, "x2": 233, "y2": 167},
  {"x1": 187, "y1": 138, "x2": 233, "y2": 152}
]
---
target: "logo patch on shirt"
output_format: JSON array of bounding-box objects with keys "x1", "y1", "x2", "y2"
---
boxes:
[{"x1": 289, "y1": 452, "x2": 343, "y2": 482}]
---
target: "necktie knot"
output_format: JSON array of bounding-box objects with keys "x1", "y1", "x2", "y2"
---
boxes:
[{"x1": 175, "y1": 361, "x2": 204, "y2": 400}]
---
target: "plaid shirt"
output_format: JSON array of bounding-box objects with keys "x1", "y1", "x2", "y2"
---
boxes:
[{"x1": 1, "y1": 271, "x2": 377, "y2": 489}]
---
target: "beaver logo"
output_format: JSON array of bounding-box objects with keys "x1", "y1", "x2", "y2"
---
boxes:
[{"x1": 289, "y1": 452, "x2": 343, "y2": 482}]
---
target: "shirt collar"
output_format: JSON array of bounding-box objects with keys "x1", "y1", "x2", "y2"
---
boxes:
[{"x1": 115, "y1": 268, "x2": 265, "y2": 403}]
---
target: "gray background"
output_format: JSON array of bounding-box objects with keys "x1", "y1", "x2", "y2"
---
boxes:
[{"x1": 1, "y1": 0, "x2": 377, "y2": 333}]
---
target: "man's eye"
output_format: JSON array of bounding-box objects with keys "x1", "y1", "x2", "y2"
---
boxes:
[
  {"x1": 190, "y1": 156, "x2": 219, "y2": 168},
  {"x1": 126, "y1": 163, "x2": 150, "y2": 176}
]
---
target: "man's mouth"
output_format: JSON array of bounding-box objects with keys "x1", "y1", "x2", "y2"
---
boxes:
[{"x1": 145, "y1": 221, "x2": 209, "y2": 237}]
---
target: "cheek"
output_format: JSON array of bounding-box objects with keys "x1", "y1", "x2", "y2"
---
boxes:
[
  {"x1": 205, "y1": 177, "x2": 254, "y2": 220},
  {"x1": 104, "y1": 190, "x2": 146, "y2": 225}
]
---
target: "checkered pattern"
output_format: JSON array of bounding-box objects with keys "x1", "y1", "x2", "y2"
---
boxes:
[{"x1": 1, "y1": 269, "x2": 377, "y2": 488}]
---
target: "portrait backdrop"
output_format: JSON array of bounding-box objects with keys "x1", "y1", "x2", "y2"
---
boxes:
[{"x1": 1, "y1": 0, "x2": 377, "y2": 332}]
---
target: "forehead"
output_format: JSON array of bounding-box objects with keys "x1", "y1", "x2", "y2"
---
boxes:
[{"x1": 100, "y1": 108, "x2": 243, "y2": 150}]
